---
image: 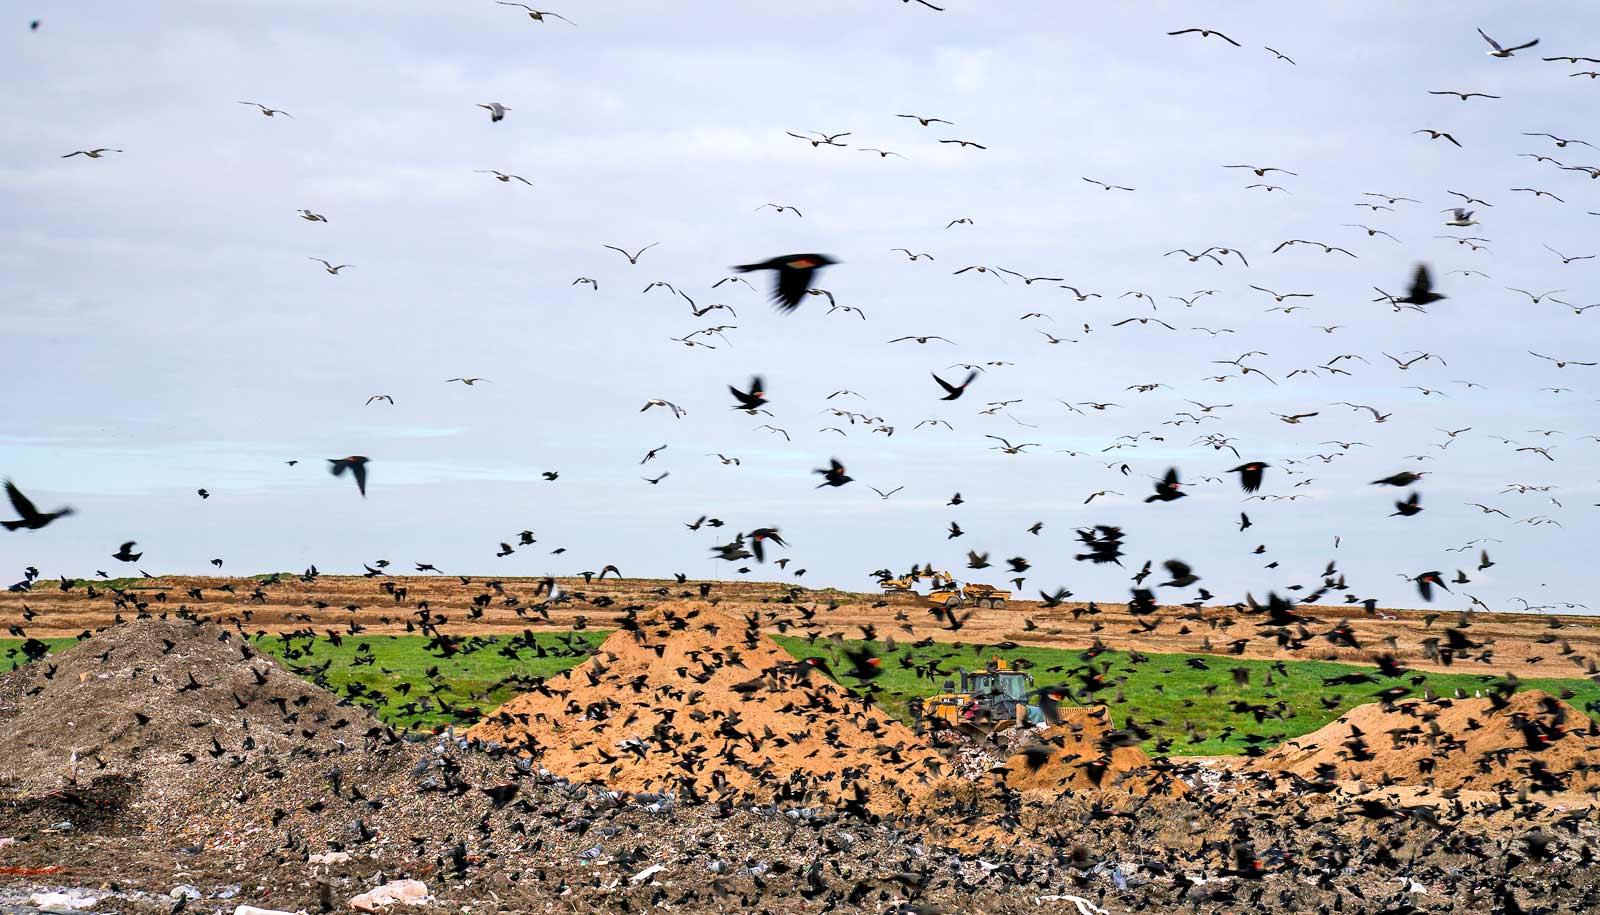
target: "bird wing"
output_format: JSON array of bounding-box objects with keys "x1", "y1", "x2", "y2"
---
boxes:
[
  {"x1": 1477, "y1": 28, "x2": 1503, "y2": 51},
  {"x1": 774, "y1": 266, "x2": 810, "y2": 312}
]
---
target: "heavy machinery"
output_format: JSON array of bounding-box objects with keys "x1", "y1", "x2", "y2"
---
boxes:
[
  {"x1": 911, "y1": 659, "x2": 1044, "y2": 738},
  {"x1": 926, "y1": 581, "x2": 1012, "y2": 610},
  {"x1": 878, "y1": 572, "x2": 920, "y2": 594}
]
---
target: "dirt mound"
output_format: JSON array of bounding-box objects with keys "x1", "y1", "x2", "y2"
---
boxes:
[
  {"x1": 466, "y1": 602, "x2": 947, "y2": 809},
  {"x1": 1002, "y1": 707, "x2": 1190, "y2": 796},
  {"x1": 1251, "y1": 688, "x2": 1600, "y2": 793},
  {"x1": 0, "y1": 616, "x2": 381, "y2": 797}
]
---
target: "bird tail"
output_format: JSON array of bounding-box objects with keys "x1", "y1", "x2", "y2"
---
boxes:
[
  {"x1": 731, "y1": 263, "x2": 761, "y2": 273},
  {"x1": 1, "y1": 520, "x2": 23, "y2": 531}
]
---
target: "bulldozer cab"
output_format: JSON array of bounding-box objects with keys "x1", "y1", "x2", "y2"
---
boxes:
[{"x1": 962, "y1": 668, "x2": 1033, "y2": 703}]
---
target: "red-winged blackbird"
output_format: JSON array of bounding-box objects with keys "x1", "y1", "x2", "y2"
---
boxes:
[
  {"x1": 931, "y1": 369, "x2": 978, "y2": 400},
  {"x1": 728, "y1": 375, "x2": 766, "y2": 411},
  {"x1": 1145, "y1": 467, "x2": 1185, "y2": 502},
  {"x1": 1398, "y1": 263, "x2": 1445, "y2": 305},
  {"x1": 731, "y1": 253, "x2": 837, "y2": 312},
  {"x1": 814, "y1": 458, "x2": 852, "y2": 488},
  {"x1": 1228, "y1": 461, "x2": 1269, "y2": 493},
  {"x1": 1391, "y1": 491, "x2": 1422, "y2": 516},
  {"x1": 328, "y1": 456, "x2": 369, "y2": 497},
  {"x1": 749, "y1": 527, "x2": 785, "y2": 561}
]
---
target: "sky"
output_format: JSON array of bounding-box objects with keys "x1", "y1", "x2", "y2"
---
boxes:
[{"x1": 2, "y1": 1, "x2": 1597, "y2": 613}]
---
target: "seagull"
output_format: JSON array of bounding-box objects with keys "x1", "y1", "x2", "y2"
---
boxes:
[
  {"x1": 475, "y1": 170, "x2": 532, "y2": 185},
  {"x1": 1225, "y1": 164, "x2": 1297, "y2": 177},
  {"x1": 494, "y1": 3, "x2": 575, "y2": 24},
  {"x1": 61, "y1": 148, "x2": 123, "y2": 158},
  {"x1": 1544, "y1": 244, "x2": 1595, "y2": 264},
  {"x1": 1415, "y1": 129, "x2": 1462, "y2": 147},
  {"x1": 1264, "y1": 47, "x2": 1296, "y2": 64},
  {"x1": 477, "y1": 102, "x2": 511, "y2": 122},
  {"x1": 640, "y1": 399, "x2": 686, "y2": 419},
  {"x1": 296, "y1": 209, "x2": 328, "y2": 222},
  {"x1": 896, "y1": 114, "x2": 953, "y2": 126},
  {"x1": 365, "y1": 395, "x2": 394, "y2": 406},
  {"x1": 238, "y1": 101, "x2": 292, "y2": 118},
  {"x1": 1428, "y1": 90, "x2": 1500, "y2": 100},
  {"x1": 1082, "y1": 177, "x2": 1135, "y2": 191},
  {"x1": 308, "y1": 258, "x2": 351, "y2": 274},
  {"x1": 755, "y1": 203, "x2": 803, "y2": 216},
  {"x1": 1444, "y1": 208, "x2": 1478, "y2": 227},
  {"x1": 1167, "y1": 28, "x2": 1241, "y2": 46},
  {"x1": 603, "y1": 242, "x2": 659, "y2": 264},
  {"x1": 1478, "y1": 28, "x2": 1538, "y2": 58},
  {"x1": 446, "y1": 377, "x2": 489, "y2": 385}
]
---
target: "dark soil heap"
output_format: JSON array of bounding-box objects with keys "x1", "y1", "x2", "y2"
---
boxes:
[
  {"x1": 1252, "y1": 688, "x2": 1600, "y2": 794},
  {"x1": 0, "y1": 616, "x2": 382, "y2": 799},
  {"x1": 466, "y1": 602, "x2": 947, "y2": 809}
]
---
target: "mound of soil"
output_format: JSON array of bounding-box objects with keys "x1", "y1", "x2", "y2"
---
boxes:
[
  {"x1": 466, "y1": 602, "x2": 947, "y2": 809},
  {"x1": 1252, "y1": 688, "x2": 1600, "y2": 793},
  {"x1": 1002, "y1": 707, "x2": 1190, "y2": 796},
  {"x1": 0, "y1": 616, "x2": 381, "y2": 798}
]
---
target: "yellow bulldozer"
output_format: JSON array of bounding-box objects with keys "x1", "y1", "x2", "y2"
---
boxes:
[{"x1": 911, "y1": 659, "x2": 1044, "y2": 739}]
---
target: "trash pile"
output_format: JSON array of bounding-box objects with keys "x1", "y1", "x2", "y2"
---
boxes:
[
  {"x1": 1002, "y1": 706, "x2": 1191, "y2": 796},
  {"x1": 1252, "y1": 688, "x2": 1600, "y2": 793},
  {"x1": 467, "y1": 602, "x2": 948, "y2": 810},
  {"x1": 0, "y1": 618, "x2": 379, "y2": 800}
]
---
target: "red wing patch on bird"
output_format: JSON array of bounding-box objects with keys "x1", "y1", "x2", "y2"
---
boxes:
[{"x1": 787, "y1": 258, "x2": 818, "y2": 268}]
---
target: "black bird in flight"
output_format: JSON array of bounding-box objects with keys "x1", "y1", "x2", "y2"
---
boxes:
[
  {"x1": 3, "y1": 481, "x2": 74, "y2": 531},
  {"x1": 931, "y1": 369, "x2": 978, "y2": 400},
  {"x1": 328, "y1": 456, "x2": 370, "y2": 497},
  {"x1": 729, "y1": 376, "x2": 766, "y2": 412},
  {"x1": 730, "y1": 254, "x2": 837, "y2": 312},
  {"x1": 1229, "y1": 462, "x2": 1269, "y2": 493},
  {"x1": 112, "y1": 541, "x2": 142, "y2": 562},
  {"x1": 1145, "y1": 467, "x2": 1186, "y2": 503},
  {"x1": 813, "y1": 459, "x2": 852, "y2": 488}
]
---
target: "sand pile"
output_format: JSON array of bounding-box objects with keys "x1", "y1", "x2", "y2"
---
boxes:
[
  {"x1": 467, "y1": 602, "x2": 947, "y2": 809},
  {"x1": 0, "y1": 617, "x2": 382, "y2": 797},
  {"x1": 1003, "y1": 706, "x2": 1190, "y2": 796},
  {"x1": 1252, "y1": 688, "x2": 1600, "y2": 793}
]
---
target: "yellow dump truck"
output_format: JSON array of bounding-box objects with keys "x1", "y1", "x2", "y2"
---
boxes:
[{"x1": 926, "y1": 582, "x2": 1012, "y2": 610}]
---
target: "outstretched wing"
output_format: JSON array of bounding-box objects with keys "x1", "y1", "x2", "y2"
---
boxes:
[{"x1": 6, "y1": 481, "x2": 38, "y2": 519}]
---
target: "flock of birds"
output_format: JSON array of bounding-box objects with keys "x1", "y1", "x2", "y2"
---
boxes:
[
  {"x1": 10, "y1": 11, "x2": 1600, "y2": 915},
  {"x1": 13, "y1": 10, "x2": 1600, "y2": 616}
]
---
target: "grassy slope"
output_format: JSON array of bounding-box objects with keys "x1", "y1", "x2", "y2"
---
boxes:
[{"x1": 6, "y1": 634, "x2": 1597, "y2": 754}]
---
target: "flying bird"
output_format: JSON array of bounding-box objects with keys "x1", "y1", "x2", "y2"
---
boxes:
[
  {"x1": 1167, "y1": 28, "x2": 1241, "y2": 46},
  {"x1": 730, "y1": 254, "x2": 838, "y2": 312},
  {"x1": 2, "y1": 482, "x2": 74, "y2": 531},
  {"x1": 1478, "y1": 27, "x2": 1538, "y2": 57},
  {"x1": 328, "y1": 456, "x2": 370, "y2": 497},
  {"x1": 494, "y1": 3, "x2": 575, "y2": 24}
]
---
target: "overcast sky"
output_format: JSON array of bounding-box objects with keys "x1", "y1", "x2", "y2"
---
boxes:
[{"x1": 3, "y1": 1, "x2": 1597, "y2": 612}]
